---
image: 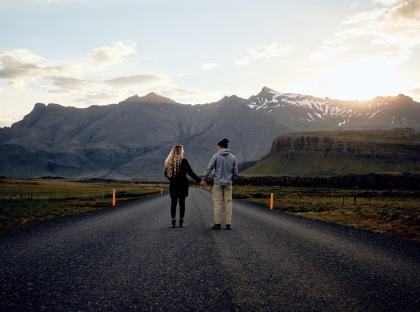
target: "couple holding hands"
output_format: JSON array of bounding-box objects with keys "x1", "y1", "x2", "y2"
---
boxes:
[{"x1": 164, "y1": 138, "x2": 239, "y2": 229}]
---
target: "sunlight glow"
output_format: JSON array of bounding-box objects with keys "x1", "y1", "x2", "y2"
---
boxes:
[{"x1": 297, "y1": 55, "x2": 408, "y2": 100}]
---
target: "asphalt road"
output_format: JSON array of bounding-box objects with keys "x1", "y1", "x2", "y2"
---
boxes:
[{"x1": 1, "y1": 188, "x2": 419, "y2": 312}]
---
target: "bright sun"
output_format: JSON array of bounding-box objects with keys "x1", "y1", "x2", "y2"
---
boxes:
[{"x1": 299, "y1": 56, "x2": 408, "y2": 100}]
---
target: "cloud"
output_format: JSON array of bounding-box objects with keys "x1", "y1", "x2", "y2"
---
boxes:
[
  {"x1": 45, "y1": 74, "x2": 169, "y2": 97},
  {"x1": 349, "y1": 3, "x2": 361, "y2": 9},
  {"x1": 0, "y1": 41, "x2": 176, "y2": 109},
  {"x1": 372, "y1": 1, "x2": 420, "y2": 51},
  {"x1": 248, "y1": 42, "x2": 293, "y2": 59},
  {"x1": 84, "y1": 41, "x2": 137, "y2": 71},
  {"x1": 372, "y1": 0, "x2": 401, "y2": 6},
  {"x1": 104, "y1": 74, "x2": 169, "y2": 88},
  {"x1": 312, "y1": 0, "x2": 420, "y2": 62},
  {"x1": 341, "y1": 8, "x2": 384, "y2": 26},
  {"x1": 233, "y1": 57, "x2": 250, "y2": 67},
  {"x1": 51, "y1": 41, "x2": 137, "y2": 76},
  {"x1": 200, "y1": 63, "x2": 219, "y2": 70},
  {"x1": 159, "y1": 87, "x2": 222, "y2": 104},
  {"x1": 46, "y1": 76, "x2": 98, "y2": 94},
  {"x1": 391, "y1": 0, "x2": 420, "y2": 19},
  {"x1": 0, "y1": 42, "x2": 171, "y2": 95},
  {"x1": 0, "y1": 41, "x2": 138, "y2": 89},
  {"x1": 234, "y1": 42, "x2": 293, "y2": 67},
  {"x1": 0, "y1": 49, "x2": 44, "y2": 87},
  {"x1": 73, "y1": 92, "x2": 117, "y2": 105},
  {"x1": 161, "y1": 87, "x2": 202, "y2": 99},
  {"x1": 310, "y1": 45, "x2": 350, "y2": 62},
  {"x1": 407, "y1": 87, "x2": 420, "y2": 99}
]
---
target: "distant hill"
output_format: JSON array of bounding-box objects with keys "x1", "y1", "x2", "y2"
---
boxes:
[
  {"x1": 1, "y1": 88, "x2": 420, "y2": 179},
  {"x1": 242, "y1": 128, "x2": 420, "y2": 177}
]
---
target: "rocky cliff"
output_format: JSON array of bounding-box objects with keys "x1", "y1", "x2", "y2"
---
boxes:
[{"x1": 242, "y1": 128, "x2": 420, "y2": 177}]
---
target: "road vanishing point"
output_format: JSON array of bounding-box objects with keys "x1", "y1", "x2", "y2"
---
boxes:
[{"x1": 1, "y1": 188, "x2": 419, "y2": 311}]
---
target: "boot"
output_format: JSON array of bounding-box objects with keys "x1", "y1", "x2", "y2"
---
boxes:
[
  {"x1": 171, "y1": 219, "x2": 176, "y2": 228},
  {"x1": 179, "y1": 219, "x2": 185, "y2": 228}
]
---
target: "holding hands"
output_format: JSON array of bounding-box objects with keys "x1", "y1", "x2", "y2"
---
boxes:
[{"x1": 199, "y1": 180, "x2": 206, "y2": 188}]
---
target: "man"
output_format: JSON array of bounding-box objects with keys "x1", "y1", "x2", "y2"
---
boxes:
[{"x1": 203, "y1": 138, "x2": 239, "y2": 230}]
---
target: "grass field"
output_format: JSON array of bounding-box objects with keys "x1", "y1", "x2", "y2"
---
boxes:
[
  {"x1": 0, "y1": 178, "x2": 164, "y2": 227},
  {"x1": 233, "y1": 186, "x2": 420, "y2": 241},
  {"x1": 1, "y1": 178, "x2": 419, "y2": 242}
]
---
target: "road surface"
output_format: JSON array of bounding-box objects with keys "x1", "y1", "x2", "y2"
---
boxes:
[{"x1": 1, "y1": 188, "x2": 419, "y2": 311}]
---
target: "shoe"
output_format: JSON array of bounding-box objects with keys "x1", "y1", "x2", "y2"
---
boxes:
[
  {"x1": 171, "y1": 219, "x2": 176, "y2": 228},
  {"x1": 211, "y1": 224, "x2": 221, "y2": 230},
  {"x1": 179, "y1": 219, "x2": 185, "y2": 228},
  {"x1": 225, "y1": 224, "x2": 231, "y2": 230}
]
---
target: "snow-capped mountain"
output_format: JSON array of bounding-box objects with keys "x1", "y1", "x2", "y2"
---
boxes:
[
  {"x1": 246, "y1": 87, "x2": 420, "y2": 131},
  {"x1": 0, "y1": 87, "x2": 419, "y2": 179}
]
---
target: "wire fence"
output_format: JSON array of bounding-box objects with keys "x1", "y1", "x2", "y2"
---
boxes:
[{"x1": 0, "y1": 187, "x2": 167, "y2": 201}]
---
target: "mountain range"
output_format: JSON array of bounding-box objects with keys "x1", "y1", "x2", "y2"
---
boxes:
[{"x1": 1, "y1": 87, "x2": 419, "y2": 179}]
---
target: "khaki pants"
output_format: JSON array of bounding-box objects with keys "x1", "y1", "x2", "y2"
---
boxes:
[{"x1": 212, "y1": 184, "x2": 233, "y2": 225}]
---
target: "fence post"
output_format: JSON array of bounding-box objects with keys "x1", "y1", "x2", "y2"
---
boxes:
[
  {"x1": 270, "y1": 193, "x2": 274, "y2": 210},
  {"x1": 112, "y1": 189, "x2": 116, "y2": 206}
]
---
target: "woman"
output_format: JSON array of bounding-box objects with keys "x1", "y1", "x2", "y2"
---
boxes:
[{"x1": 164, "y1": 144, "x2": 205, "y2": 228}]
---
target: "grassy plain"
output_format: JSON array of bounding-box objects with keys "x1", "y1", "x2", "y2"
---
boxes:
[
  {"x1": 234, "y1": 186, "x2": 420, "y2": 241},
  {"x1": 0, "y1": 178, "x2": 163, "y2": 227},
  {"x1": 1, "y1": 178, "x2": 419, "y2": 242}
]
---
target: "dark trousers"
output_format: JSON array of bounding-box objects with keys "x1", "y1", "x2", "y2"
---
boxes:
[{"x1": 171, "y1": 197, "x2": 186, "y2": 219}]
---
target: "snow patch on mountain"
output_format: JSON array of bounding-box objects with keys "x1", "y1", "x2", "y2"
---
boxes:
[
  {"x1": 247, "y1": 88, "x2": 354, "y2": 120},
  {"x1": 245, "y1": 87, "x2": 409, "y2": 129}
]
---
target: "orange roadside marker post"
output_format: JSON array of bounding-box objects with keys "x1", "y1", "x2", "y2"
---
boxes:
[
  {"x1": 112, "y1": 189, "x2": 116, "y2": 206},
  {"x1": 270, "y1": 193, "x2": 274, "y2": 210}
]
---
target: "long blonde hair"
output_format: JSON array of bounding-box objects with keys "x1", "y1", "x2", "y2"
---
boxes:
[{"x1": 164, "y1": 144, "x2": 184, "y2": 178}]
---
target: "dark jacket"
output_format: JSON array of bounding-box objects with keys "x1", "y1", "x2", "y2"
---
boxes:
[{"x1": 165, "y1": 158, "x2": 202, "y2": 198}]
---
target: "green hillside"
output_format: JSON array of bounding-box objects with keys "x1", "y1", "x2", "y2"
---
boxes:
[{"x1": 242, "y1": 128, "x2": 420, "y2": 177}]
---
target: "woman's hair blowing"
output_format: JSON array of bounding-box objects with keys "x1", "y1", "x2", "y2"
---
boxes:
[{"x1": 164, "y1": 145, "x2": 184, "y2": 178}]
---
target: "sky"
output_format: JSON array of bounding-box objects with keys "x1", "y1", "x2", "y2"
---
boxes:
[{"x1": 1, "y1": 0, "x2": 419, "y2": 127}]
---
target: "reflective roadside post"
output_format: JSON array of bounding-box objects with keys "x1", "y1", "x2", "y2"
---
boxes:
[
  {"x1": 112, "y1": 189, "x2": 116, "y2": 206},
  {"x1": 270, "y1": 193, "x2": 274, "y2": 210}
]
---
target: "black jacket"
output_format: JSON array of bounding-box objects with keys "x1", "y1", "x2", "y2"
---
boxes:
[{"x1": 164, "y1": 158, "x2": 201, "y2": 198}]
